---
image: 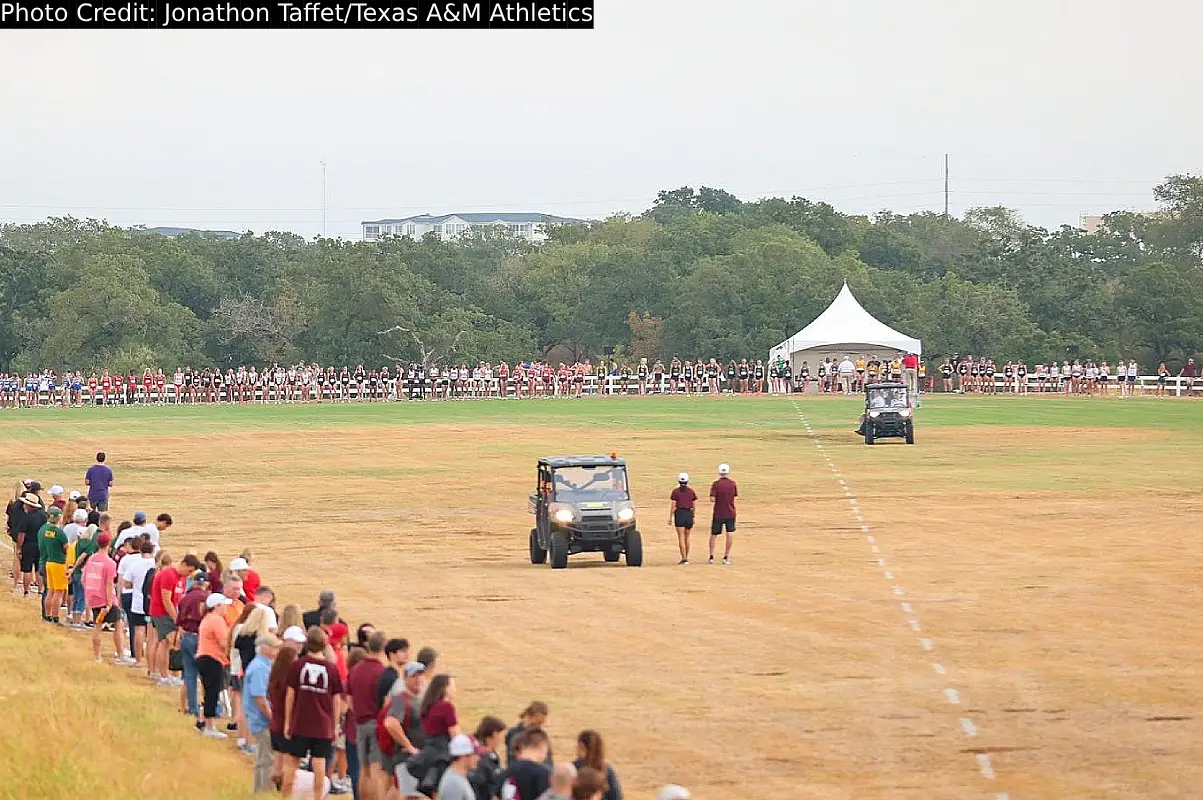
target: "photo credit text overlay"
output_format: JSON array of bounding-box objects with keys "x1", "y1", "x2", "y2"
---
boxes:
[{"x1": 0, "y1": 0, "x2": 594, "y2": 28}]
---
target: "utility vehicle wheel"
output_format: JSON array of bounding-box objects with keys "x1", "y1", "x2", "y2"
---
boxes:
[
  {"x1": 905, "y1": 420, "x2": 915, "y2": 445},
  {"x1": 624, "y1": 529, "x2": 643, "y2": 567},
  {"x1": 864, "y1": 422, "x2": 875, "y2": 445},
  {"x1": 530, "y1": 528, "x2": 547, "y2": 564},
  {"x1": 603, "y1": 549, "x2": 621, "y2": 563},
  {"x1": 550, "y1": 531, "x2": 569, "y2": 570}
]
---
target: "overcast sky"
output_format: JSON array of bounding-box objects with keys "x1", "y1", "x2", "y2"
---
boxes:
[{"x1": 2, "y1": 0, "x2": 1200, "y2": 239}]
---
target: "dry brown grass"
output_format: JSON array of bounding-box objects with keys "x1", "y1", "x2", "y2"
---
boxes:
[{"x1": 2, "y1": 399, "x2": 1203, "y2": 799}]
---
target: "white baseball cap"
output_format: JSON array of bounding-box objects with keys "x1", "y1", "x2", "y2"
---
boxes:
[
  {"x1": 229, "y1": 557, "x2": 250, "y2": 571},
  {"x1": 717, "y1": 463, "x2": 730, "y2": 475},
  {"x1": 49, "y1": 484, "x2": 64, "y2": 496},
  {"x1": 69, "y1": 490, "x2": 82, "y2": 500},
  {"x1": 657, "y1": 787, "x2": 691, "y2": 800},
  {"x1": 205, "y1": 593, "x2": 233, "y2": 609},
  {"x1": 282, "y1": 626, "x2": 307, "y2": 643},
  {"x1": 72, "y1": 509, "x2": 88, "y2": 523},
  {"x1": 448, "y1": 734, "x2": 476, "y2": 758},
  {"x1": 677, "y1": 472, "x2": 689, "y2": 483}
]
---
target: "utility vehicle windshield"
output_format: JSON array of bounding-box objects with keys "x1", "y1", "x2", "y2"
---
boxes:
[
  {"x1": 868, "y1": 387, "x2": 908, "y2": 409},
  {"x1": 551, "y1": 465, "x2": 630, "y2": 502}
]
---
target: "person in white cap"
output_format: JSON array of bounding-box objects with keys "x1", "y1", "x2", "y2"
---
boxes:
[
  {"x1": 668, "y1": 473, "x2": 698, "y2": 565},
  {"x1": 437, "y1": 734, "x2": 480, "y2": 800},
  {"x1": 708, "y1": 464, "x2": 738, "y2": 565},
  {"x1": 281, "y1": 626, "x2": 308, "y2": 651},
  {"x1": 656, "y1": 785, "x2": 691, "y2": 800},
  {"x1": 197, "y1": 591, "x2": 234, "y2": 738}
]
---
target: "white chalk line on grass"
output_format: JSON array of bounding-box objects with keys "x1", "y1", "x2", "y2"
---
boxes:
[{"x1": 791, "y1": 401, "x2": 1006, "y2": 798}]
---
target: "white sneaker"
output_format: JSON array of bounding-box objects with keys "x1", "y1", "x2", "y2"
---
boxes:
[
  {"x1": 722, "y1": 557, "x2": 731, "y2": 565},
  {"x1": 202, "y1": 727, "x2": 228, "y2": 739},
  {"x1": 157, "y1": 677, "x2": 174, "y2": 687},
  {"x1": 169, "y1": 677, "x2": 184, "y2": 686},
  {"x1": 149, "y1": 672, "x2": 162, "y2": 681},
  {"x1": 114, "y1": 656, "x2": 138, "y2": 666}
]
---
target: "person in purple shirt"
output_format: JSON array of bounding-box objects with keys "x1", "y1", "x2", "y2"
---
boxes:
[{"x1": 84, "y1": 452, "x2": 114, "y2": 512}]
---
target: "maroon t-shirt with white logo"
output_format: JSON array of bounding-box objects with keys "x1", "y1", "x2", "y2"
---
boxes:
[
  {"x1": 670, "y1": 486, "x2": 697, "y2": 510},
  {"x1": 710, "y1": 477, "x2": 738, "y2": 520},
  {"x1": 287, "y1": 655, "x2": 344, "y2": 740}
]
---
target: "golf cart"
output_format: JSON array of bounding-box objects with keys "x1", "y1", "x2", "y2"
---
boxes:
[
  {"x1": 528, "y1": 455, "x2": 643, "y2": 569},
  {"x1": 857, "y1": 382, "x2": 915, "y2": 445}
]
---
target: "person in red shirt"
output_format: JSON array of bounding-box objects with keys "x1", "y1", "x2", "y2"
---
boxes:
[
  {"x1": 708, "y1": 464, "x2": 738, "y2": 565},
  {"x1": 668, "y1": 473, "x2": 698, "y2": 566},
  {"x1": 347, "y1": 632, "x2": 388, "y2": 800},
  {"x1": 229, "y1": 553, "x2": 261, "y2": 599},
  {"x1": 282, "y1": 627, "x2": 344, "y2": 799},
  {"x1": 902, "y1": 352, "x2": 920, "y2": 402}
]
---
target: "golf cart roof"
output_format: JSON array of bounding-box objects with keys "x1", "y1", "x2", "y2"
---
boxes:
[
  {"x1": 865, "y1": 382, "x2": 906, "y2": 393},
  {"x1": 539, "y1": 455, "x2": 627, "y2": 469}
]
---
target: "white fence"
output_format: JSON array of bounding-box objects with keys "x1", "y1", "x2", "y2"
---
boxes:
[{"x1": 3, "y1": 373, "x2": 1199, "y2": 406}]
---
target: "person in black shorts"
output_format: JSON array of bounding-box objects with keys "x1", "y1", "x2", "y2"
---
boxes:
[
  {"x1": 708, "y1": 464, "x2": 737, "y2": 565},
  {"x1": 668, "y1": 473, "x2": 697, "y2": 566}
]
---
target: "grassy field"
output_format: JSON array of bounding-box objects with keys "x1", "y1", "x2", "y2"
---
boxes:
[{"x1": 1, "y1": 394, "x2": 1201, "y2": 800}]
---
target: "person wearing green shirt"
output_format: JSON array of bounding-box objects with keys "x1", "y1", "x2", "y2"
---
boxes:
[{"x1": 39, "y1": 507, "x2": 69, "y2": 625}]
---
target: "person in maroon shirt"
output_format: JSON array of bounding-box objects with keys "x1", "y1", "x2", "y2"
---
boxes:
[
  {"x1": 708, "y1": 464, "x2": 738, "y2": 565},
  {"x1": 347, "y1": 631, "x2": 389, "y2": 800},
  {"x1": 668, "y1": 473, "x2": 698, "y2": 566},
  {"x1": 282, "y1": 627, "x2": 345, "y2": 798}
]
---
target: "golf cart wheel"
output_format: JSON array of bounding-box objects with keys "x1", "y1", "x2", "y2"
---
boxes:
[
  {"x1": 864, "y1": 422, "x2": 875, "y2": 445},
  {"x1": 905, "y1": 420, "x2": 915, "y2": 445},
  {"x1": 624, "y1": 529, "x2": 643, "y2": 567},
  {"x1": 550, "y1": 531, "x2": 569, "y2": 570},
  {"x1": 603, "y1": 549, "x2": 621, "y2": 563},
  {"x1": 530, "y1": 528, "x2": 547, "y2": 565}
]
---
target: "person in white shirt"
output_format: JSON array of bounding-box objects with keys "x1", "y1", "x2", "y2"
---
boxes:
[
  {"x1": 1127, "y1": 360, "x2": 1139, "y2": 396},
  {"x1": 62, "y1": 508, "x2": 88, "y2": 545},
  {"x1": 118, "y1": 540, "x2": 157, "y2": 668},
  {"x1": 837, "y1": 357, "x2": 856, "y2": 395},
  {"x1": 115, "y1": 510, "x2": 157, "y2": 549}
]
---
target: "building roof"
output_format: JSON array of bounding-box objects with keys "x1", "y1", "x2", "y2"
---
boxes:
[
  {"x1": 771, "y1": 282, "x2": 921, "y2": 357},
  {"x1": 147, "y1": 226, "x2": 241, "y2": 239},
  {"x1": 361, "y1": 213, "x2": 586, "y2": 226}
]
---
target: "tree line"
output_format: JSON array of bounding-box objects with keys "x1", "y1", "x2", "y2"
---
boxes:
[{"x1": 1, "y1": 174, "x2": 1201, "y2": 374}]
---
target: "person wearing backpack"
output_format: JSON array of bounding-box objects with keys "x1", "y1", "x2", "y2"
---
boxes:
[{"x1": 379, "y1": 663, "x2": 427, "y2": 797}]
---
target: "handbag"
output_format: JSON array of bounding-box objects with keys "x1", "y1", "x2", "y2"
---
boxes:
[{"x1": 168, "y1": 647, "x2": 183, "y2": 672}]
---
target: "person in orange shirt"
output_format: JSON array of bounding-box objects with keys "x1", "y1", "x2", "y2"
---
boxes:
[
  {"x1": 221, "y1": 578, "x2": 246, "y2": 627},
  {"x1": 197, "y1": 592, "x2": 233, "y2": 738}
]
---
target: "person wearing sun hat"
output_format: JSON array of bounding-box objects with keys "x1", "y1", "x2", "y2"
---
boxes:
[
  {"x1": 15, "y1": 491, "x2": 46, "y2": 597},
  {"x1": 668, "y1": 472, "x2": 698, "y2": 566}
]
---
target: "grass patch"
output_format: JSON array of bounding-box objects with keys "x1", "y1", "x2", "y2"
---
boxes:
[{"x1": 0, "y1": 595, "x2": 251, "y2": 800}]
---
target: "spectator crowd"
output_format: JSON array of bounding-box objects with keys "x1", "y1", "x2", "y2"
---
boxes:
[
  {"x1": 4, "y1": 454, "x2": 692, "y2": 800},
  {"x1": 3, "y1": 354, "x2": 1196, "y2": 409}
]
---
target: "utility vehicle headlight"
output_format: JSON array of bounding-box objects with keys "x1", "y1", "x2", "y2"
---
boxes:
[
  {"x1": 554, "y1": 508, "x2": 574, "y2": 523},
  {"x1": 616, "y1": 507, "x2": 635, "y2": 522},
  {"x1": 899, "y1": 408, "x2": 912, "y2": 417},
  {"x1": 869, "y1": 410, "x2": 881, "y2": 418}
]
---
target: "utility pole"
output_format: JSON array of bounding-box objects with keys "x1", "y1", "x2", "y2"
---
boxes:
[
  {"x1": 319, "y1": 158, "x2": 329, "y2": 236},
  {"x1": 943, "y1": 153, "x2": 949, "y2": 217}
]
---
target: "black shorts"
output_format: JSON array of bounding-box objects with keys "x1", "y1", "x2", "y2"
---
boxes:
[
  {"x1": 287, "y1": 735, "x2": 333, "y2": 760},
  {"x1": 19, "y1": 549, "x2": 37, "y2": 573},
  {"x1": 1127, "y1": 375, "x2": 1136, "y2": 383},
  {"x1": 711, "y1": 518, "x2": 736, "y2": 535},
  {"x1": 673, "y1": 509, "x2": 695, "y2": 530},
  {"x1": 271, "y1": 732, "x2": 290, "y2": 753},
  {"x1": 92, "y1": 606, "x2": 120, "y2": 625}
]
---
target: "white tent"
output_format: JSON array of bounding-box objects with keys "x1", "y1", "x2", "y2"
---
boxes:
[{"x1": 770, "y1": 282, "x2": 921, "y2": 370}]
